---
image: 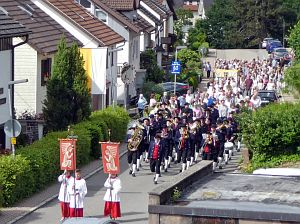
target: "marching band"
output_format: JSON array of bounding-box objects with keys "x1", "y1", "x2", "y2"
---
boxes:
[{"x1": 126, "y1": 99, "x2": 241, "y2": 184}]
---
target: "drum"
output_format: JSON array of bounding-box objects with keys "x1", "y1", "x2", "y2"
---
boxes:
[{"x1": 224, "y1": 141, "x2": 234, "y2": 151}]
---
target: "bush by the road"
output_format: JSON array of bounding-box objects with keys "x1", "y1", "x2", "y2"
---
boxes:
[
  {"x1": 0, "y1": 106, "x2": 129, "y2": 206},
  {"x1": 0, "y1": 156, "x2": 34, "y2": 206},
  {"x1": 238, "y1": 103, "x2": 300, "y2": 172}
]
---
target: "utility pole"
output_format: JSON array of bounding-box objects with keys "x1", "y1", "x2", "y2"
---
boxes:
[{"x1": 282, "y1": 18, "x2": 285, "y2": 48}]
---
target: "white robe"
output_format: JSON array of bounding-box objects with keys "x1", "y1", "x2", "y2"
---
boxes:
[
  {"x1": 58, "y1": 174, "x2": 74, "y2": 203},
  {"x1": 103, "y1": 177, "x2": 121, "y2": 202},
  {"x1": 67, "y1": 178, "x2": 87, "y2": 208}
]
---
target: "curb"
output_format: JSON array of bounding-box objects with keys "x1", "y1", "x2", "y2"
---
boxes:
[{"x1": 7, "y1": 149, "x2": 128, "y2": 224}]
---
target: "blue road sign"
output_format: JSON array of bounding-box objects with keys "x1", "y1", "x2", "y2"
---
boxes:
[{"x1": 171, "y1": 61, "x2": 181, "y2": 74}]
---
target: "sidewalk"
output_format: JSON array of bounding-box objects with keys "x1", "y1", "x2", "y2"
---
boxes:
[{"x1": 1, "y1": 144, "x2": 128, "y2": 224}]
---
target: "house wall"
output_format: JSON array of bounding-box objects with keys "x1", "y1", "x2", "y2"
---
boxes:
[
  {"x1": 13, "y1": 39, "x2": 38, "y2": 117},
  {"x1": 36, "y1": 54, "x2": 54, "y2": 114},
  {"x1": 0, "y1": 50, "x2": 11, "y2": 125}
]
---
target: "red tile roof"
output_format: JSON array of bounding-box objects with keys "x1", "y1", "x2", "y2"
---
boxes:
[
  {"x1": 46, "y1": 0, "x2": 124, "y2": 46},
  {"x1": 183, "y1": 4, "x2": 199, "y2": 11},
  {"x1": 92, "y1": 0, "x2": 142, "y2": 33},
  {"x1": 0, "y1": 0, "x2": 79, "y2": 53},
  {"x1": 102, "y1": 0, "x2": 135, "y2": 10}
]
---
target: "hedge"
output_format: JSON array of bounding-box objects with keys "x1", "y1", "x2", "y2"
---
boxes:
[
  {"x1": 238, "y1": 102, "x2": 300, "y2": 172},
  {"x1": 0, "y1": 106, "x2": 129, "y2": 206},
  {"x1": 0, "y1": 156, "x2": 34, "y2": 206}
]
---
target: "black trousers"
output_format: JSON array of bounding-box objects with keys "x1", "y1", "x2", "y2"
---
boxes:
[
  {"x1": 218, "y1": 143, "x2": 225, "y2": 157},
  {"x1": 150, "y1": 159, "x2": 161, "y2": 174},
  {"x1": 202, "y1": 151, "x2": 211, "y2": 160},
  {"x1": 127, "y1": 150, "x2": 138, "y2": 164},
  {"x1": 188, "y1": 139, "x2": 196, "y2": 158},
  {"x1": 207, "y1": 70, "x2": 211, "y2": 78},
  {"x1": 177, "y1": 149, "x2": 189, "y2": 163},
  {"x1": 211, "y1": 149, "x2": 218, "y2": 162}
]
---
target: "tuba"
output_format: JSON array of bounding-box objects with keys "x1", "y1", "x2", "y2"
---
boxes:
[
  {"x1": 128, "y1": 124, "x2": 144, "y2": 151},
  {"x1": 178, "y1": 127, "x2": 189, "y2": 150}
]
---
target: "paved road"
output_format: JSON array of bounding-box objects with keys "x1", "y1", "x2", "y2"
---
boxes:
[
  {"x1": 13, "y1": 49, "x2": 263, "y2": 224},
  {"x1": 15, "y1": 148, "x2": 182, "y2": 224}
]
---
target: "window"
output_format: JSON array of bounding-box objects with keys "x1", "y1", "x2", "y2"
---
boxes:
[
  {"x1": 79, "y1": 0, "x2": 91, "y2": 8},
  {"x1": 111, "y1": 52, "x2": 114, "y2": 66},
  {"x1": 95, "y1": 8, "x2": 107, "y2": 23},
  {"x1": 41, "y1": 58, "x2": 52, "y2": 86}
]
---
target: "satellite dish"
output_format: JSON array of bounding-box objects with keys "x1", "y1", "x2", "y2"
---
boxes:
[{"x1": 4, "y1": 119, "x2": 22, "y2": 138}]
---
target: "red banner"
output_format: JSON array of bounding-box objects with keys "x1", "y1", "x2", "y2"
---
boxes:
[
  {"x1": 60, "y1": 139, "x2": 77, "y2": 170},
  {"x1": 100, "y1": 142, "x2": 120, "y2": 174}
]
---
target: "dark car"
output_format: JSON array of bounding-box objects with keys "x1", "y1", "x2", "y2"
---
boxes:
[
  {"x1": 258, "y1": 90, "x2": 280, "y2": 106},
  {"x1": 266, "y1": 40, "x2": 283, "y2": 54},
  {"x1": 272, "y1": 48, "x2": 291, "y2": 63},
  {"x1": 158, "y1": 82, "x2": 189, "y2": 96}
]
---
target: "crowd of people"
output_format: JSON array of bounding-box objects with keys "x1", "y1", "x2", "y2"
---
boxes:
[{"x1": 129, "y1": 56, "x2": 285, "y2": 184}]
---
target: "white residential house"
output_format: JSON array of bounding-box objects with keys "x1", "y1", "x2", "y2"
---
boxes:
[
  {"x1": 76, "y1": 0, "x2": 154, "y2": 105},
  {"x1": 4, "y1": 0, "x2": 124, "y2": 119},
  {"x1": 0, "y1": 8, "x2": 31, "y2": 149}
]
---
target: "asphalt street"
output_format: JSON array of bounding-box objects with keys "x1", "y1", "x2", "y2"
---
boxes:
[
  {"x1": 13, "y1": 49, "x2": 266, "y2": 224},
  {"x1": 14, "y1": 148, "x2": 182, "y2": 224}
]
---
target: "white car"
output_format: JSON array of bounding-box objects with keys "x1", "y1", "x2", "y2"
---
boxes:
[{"x1": 261, "y1": 38, "x2": 274, "y2": 49}]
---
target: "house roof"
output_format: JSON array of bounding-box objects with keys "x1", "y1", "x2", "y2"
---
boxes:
[
  {"x1": 0, "y1": 0, "x2": 78, "y2": 53},
  {"x1": 134, "y1": 14, "x2": 155, "y2": 33},
  {"x1": 92, "y1": 0, "x2": 142, "y2": 33},
  {"x1": 139, "y1": 5, "x2": 161, "y2": 25},
  {"x1": 0, "y1": 8, "x2": 31, "y2": 38},
  {"x1": 101, "y1": 0, "x2": 136, "y2": 11},
  {"x1": 46, "y1": 0, "x2": 124, "y2": 46},
  {"x1": 142, "y1": 0, "x2": 169, "y2": 19},
  {"x1": 183, "y1": 4, "x2": 199, "y2": 12}
]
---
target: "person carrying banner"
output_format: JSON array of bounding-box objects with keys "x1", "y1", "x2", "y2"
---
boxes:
[
  {"x1": 58, "y1": 170, "x2": 74, "y2": 221},
  {"x1": 103, "y1": 174, "x2": 122, "y2": 220},
  {"x1": 68, "y1": 169, "x2": 87, "y2": 217}
]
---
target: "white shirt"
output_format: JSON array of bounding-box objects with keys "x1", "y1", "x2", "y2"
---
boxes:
[
  {"x1": 251, "y1": 96, "x2": 261, "y2": 108},
  {"x1": 67, "y1": 178, "x2": 87, "y2": 208},
  {"x1": 103, "y1": 177, "x2": 122, "y2": 202},
  {"x1": 58, "y1": 174, "x2": 74, "y2": 202}
]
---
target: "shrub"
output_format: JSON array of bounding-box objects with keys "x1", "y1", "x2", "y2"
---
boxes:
[
  {"x1": 238, "y1": 103, "x2": 300, "y2": 172},
  {"x1": 90, "y1": 106, "x2": 130, "y2": 142},
  {"x1": 0, "y1": 106, "x2": 129, "y2": 206},
  {"x1": 0, "y1": 156, "x2": 34, "y2": 206}
]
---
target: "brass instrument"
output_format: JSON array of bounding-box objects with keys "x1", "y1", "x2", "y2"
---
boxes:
[
  {"x1": 189, "y1": 123, "x2": 198, "y2": 135},
  {"x1": 178, "y1": 127, "x2": 189, "y2": 150},
  {"x1": 205, "y1": 134, "x2": 213, "y2": 144},
  {"x1": 128, "y1": 123, "x2": 144, "y2": 151}
]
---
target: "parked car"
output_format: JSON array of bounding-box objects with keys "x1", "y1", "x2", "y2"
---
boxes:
[
  {"x1": 261, "y1": 37, "x2": 274, "y2": 49},
  {"x1": 272, "y1": 48, "x2": 291, "y2": 63},
  {"x1": 158, "y1": 82, "x2": 189, "y2": 96},
  {"x1": 258, "y1": 90, "x2": 280, "y2": 106},
  {"x1": 266, "y1": 40, "x2": 282, "y2": 54}
]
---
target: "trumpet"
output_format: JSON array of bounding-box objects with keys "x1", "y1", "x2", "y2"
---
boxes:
[
  {"x1": 178, "y1": 128, "x2": 189, "y2": 150},
  {"x1": 205, "y1": 134, "x2": 213, "y2": 144}
]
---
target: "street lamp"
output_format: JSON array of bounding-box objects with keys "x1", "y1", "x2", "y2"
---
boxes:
[
  {"x1": 174, "y1": 46, "x2": 187, "y2": 94},
  {"x1": 7, "y1": 79, "x2": 28, "y2": 157}
]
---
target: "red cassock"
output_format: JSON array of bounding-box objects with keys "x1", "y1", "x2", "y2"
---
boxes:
[
  {"x1": 60, "y1": 202, "x2": 70, "y2": 218},
  {"x1": 69, "y1": 208, "x2": 83, "y2": 217},
  {"x1": 104, "y1": 201, "x2": 121, "y2": 218}
]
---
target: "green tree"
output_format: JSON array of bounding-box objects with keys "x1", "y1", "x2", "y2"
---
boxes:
[
  {"x1": 43, "y1": 37, "x2": 91, "y2": 131},
  {"x1": 140, "y1": 49, "x2": 165, "y2": 83},
  {"x1": 200, "y1": 0, "x2": 300, "y2": 49},
  {"x1": 174, "y1": 8, "x2": 193, "y2": 46},
  {"x1": 187, "y1": 20, "x2": 208, "y2": 51},
  {"x1": 175, "y1": 49, "x2": 202, "y2": 88}
]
